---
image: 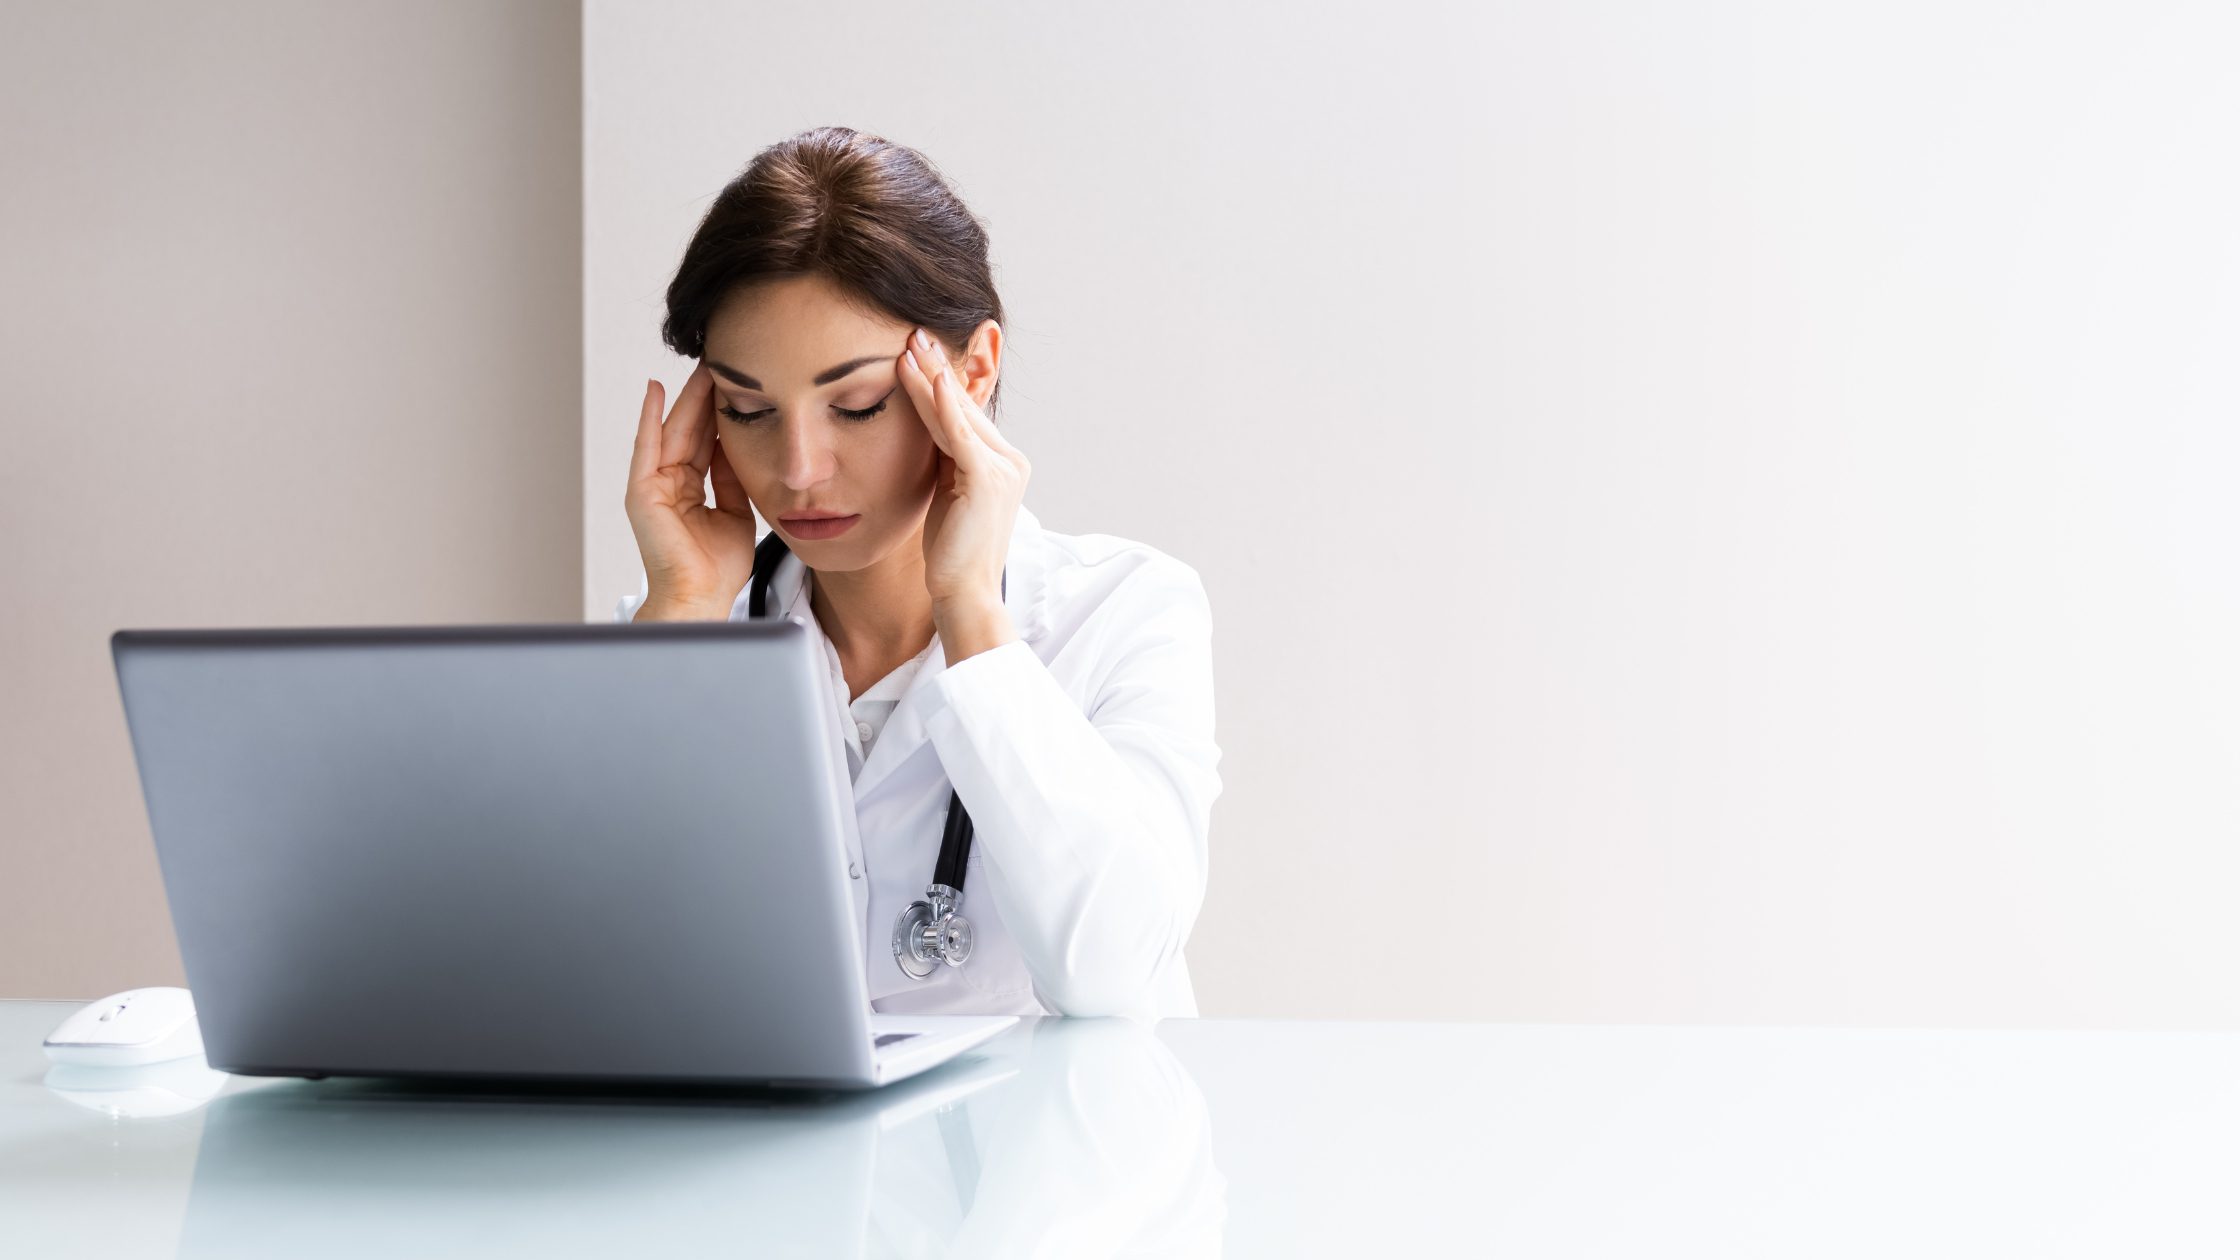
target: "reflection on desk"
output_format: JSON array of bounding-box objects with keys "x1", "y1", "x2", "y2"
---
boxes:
[
  {"x1": 10, "y1": 1000, "x2": 2240, "y2": 1257},
  {"x1": 8, "y1": 1008, "x2": 1223, "y2": 1258}
]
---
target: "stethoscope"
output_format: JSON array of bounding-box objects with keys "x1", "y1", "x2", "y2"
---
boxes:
[{"x1": 747, "y1": 529, "x2": 997, "y2": 980}]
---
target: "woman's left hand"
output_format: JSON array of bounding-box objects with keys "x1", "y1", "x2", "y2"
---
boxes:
[{"x1": 898, "y1": 326, "x2": 1031, "y2": 613}]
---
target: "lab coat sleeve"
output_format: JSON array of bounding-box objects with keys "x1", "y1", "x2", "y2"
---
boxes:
[
  {"x1": 613, "y1": 571, "x2": 650, "y2": 624},
  {"x1": 916, "y1": 555, "x2": 1223, "y2": 1020}
]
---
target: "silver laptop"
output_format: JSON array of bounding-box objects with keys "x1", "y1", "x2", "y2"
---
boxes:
[{"x1": 109, "y1": 617, "x2": 1016, "y2": 1090}]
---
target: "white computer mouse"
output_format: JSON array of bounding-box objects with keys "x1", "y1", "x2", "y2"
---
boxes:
[{"x1": 43, "y1": 986, "x2": 205, "y2": 1067}]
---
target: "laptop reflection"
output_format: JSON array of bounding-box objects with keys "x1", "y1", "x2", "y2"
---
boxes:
[{"x1": 177, "y1": 1016, "x2": 1226, "y2": 1258}]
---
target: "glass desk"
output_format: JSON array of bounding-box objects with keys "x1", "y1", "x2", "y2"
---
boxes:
[{"x1": 4, "y1": 998, "x2": 2238, "y2": 1257}]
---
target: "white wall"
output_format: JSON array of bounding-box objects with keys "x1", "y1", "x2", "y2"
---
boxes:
[{"x1": 586, "y1": 0, "x2": 2240, "y2": 1025}]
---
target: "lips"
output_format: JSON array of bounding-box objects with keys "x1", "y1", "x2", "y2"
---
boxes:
[
  {"x1": 778, "y1": 511, "x2": 854, "y2": 522},
  {"x1": 777, "y1": 512, "x2": 862, "y2": 540}
]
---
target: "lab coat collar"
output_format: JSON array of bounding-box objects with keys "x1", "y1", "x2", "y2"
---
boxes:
[{"x1": 763, "y1": 502, "x2": 1053, "y2": 800}]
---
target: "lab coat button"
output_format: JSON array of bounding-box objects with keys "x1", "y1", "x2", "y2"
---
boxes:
[
  {"x1": 848, "y1": 860, "x2": 861, "y2": 880},
  {"x1": 855, "y1": 721, "x2": 872, "y2": 740}
]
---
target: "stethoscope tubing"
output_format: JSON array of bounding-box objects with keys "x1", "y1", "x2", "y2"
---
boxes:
[{"x1": 746, "y1": 529, "x2": 998, "y2": 978}]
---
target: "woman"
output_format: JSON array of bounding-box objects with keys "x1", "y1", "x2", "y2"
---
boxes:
[{"x1": 615, "y1": 126, "x2": 1221, "y2": 1021}]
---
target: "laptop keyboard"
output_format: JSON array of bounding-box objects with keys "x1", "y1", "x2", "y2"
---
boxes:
[{"x1": 873, "y1": 1032, "x2": 921, "y2": 1049}]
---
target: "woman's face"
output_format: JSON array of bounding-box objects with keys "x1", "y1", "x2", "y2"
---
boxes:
[{"x1": 700, "y1": 273, "x2": 943, "y2": 572}]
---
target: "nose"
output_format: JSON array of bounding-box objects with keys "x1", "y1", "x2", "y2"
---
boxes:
[{"x1": 774, "y1": 412, "x2": 838, "y2": 491}]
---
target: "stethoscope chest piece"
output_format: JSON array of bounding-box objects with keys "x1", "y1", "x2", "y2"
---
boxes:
[{"x1": 892, "y1": 883, "x2": 974, "y2": 978}]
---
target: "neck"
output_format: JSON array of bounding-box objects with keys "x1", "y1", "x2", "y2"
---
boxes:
[{"x1": 804, "y1": 523, "x2": 937, "y2": 664}]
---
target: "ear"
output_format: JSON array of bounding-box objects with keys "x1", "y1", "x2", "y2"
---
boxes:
[{"x1": 953, "y1": 319, "x2": 1003, "y2": 409}]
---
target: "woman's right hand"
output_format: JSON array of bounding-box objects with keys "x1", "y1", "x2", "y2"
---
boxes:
[{"x1": 624, "y1": 362, "x2": 758, "y2": 612}]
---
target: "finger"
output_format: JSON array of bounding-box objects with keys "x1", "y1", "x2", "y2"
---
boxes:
[
  {"x1": 911, "y1": 332, "x2": 1019, "y2": 466},
  {"x1": 897, "y1": 343, "x2": 955, "y2": 458},
  {"x1": 710, "y1": 437, "x2": 754, "y2": 519},
  {"x1": 659, "y1": 361, "x2": 715, "y2": 470},
  {"x1": 901, "y1": 341, "x2": 986, "y2": 473},
  {"x1": 630, "y1": 378, "x2": 663, "y2": 485},
  {"x1": 941, "y1": 364, "x2": 1023, "y2": 463},
  {"x1": 925, "y1": 354, "x2": 1004, "y2": 476},
  {"x1": 690, "y1": 389, "x2": 718, "y2": 477}
]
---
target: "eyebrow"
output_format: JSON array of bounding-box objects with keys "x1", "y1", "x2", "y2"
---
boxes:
[{"x1": 706, "y1": 355, "x2": 890, "y2": 392}]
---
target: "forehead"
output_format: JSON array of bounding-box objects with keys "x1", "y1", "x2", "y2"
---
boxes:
[{"x1": 704, "y1": 274, "x2": 907, "y2": 373}]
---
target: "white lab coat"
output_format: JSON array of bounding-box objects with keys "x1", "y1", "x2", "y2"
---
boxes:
[{"x1": 612, "y1": 503, "x2": 1221, "y2": 1022}]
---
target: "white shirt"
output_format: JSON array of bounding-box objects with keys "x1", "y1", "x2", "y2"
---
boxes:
[
  {"x1": 613, "y1": 502, "x2": 1221, "y2": 1021},
  {"x1": 806, "y1": 600, "x2": 934, "y2": 784}
]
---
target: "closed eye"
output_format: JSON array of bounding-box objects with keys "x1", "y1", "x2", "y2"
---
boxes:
[{"x1": 718, "y1": 390, "x2": 893, "y2": 425}]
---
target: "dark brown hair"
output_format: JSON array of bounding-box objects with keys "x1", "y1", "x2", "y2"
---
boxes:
[{"x1": 662, "y1": 126, "x2": 1008, "y2": 419}]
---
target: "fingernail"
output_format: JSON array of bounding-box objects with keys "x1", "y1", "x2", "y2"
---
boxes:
[{"x1": 913, "y1": 328, "x2": 931, "y2": 351}]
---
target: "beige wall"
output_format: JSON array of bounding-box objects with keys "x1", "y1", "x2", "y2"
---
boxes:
[{"x1": 0, "y1": 1, "x2": 583, "y2": 999}]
